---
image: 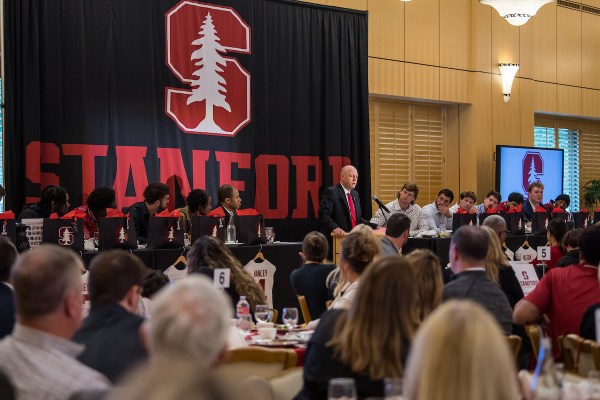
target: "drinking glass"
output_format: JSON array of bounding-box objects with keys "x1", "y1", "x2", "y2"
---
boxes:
[
  {"x1": 265, "y1": 227, "x2": 275, "y2": 243},
  {"x1": 384, "y1": 377, "x2": 403, "y2": 399},
  {"x1": 282, "y1": 307, "x2": 298, "y2": 330},
  {"x1": 236, "y1": 313, "x2": 252, "y2": 335},
  {"x1": 255, "y1": 304, "x2": 271, "y2": 323},
  {"x1": 328, "y1": 378, "x2": 357, "y2": 400}
]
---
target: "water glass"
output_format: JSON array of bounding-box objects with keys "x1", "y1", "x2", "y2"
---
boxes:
[
  {"x1": 328, "y1": 378, "x2": 357, "y2": 400},
  {"x1": 384, "y1": 377, "x2": 404, "y2": 399},
  {"x1": 255, "y1": 304, "x2": 271, "y2": 323},
  {"x1": 237, "y1": 313, "x2": 252, "y2": 334},
  {"x1": 282, "y1": 307, "x2": 298, "y2": 330},
  {"x1": 265, "y1": 227, "x2": 275, "y2": 243}
]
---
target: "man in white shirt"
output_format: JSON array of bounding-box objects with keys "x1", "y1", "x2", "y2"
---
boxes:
[
  {"x1": 0, "y1": 245, "x2": 111, "y2": 400},
  {"x1": 370, "y1": 182, "x2": 429, "y2": 237},
  {"x1": 449, "y1": 191, "x2": 478, "y2": 214},
  {"x1": 422, "y1": 189, "x2": 454, "y2": 231}
]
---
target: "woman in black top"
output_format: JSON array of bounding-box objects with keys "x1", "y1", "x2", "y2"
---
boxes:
[{"x1": 295, "y1": 256, "x2": 417, "y2": 400}]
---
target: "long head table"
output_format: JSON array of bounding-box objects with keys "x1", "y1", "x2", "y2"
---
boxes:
[{"x1": 82, "y1": 242, "x2": 303, "y2": 323}]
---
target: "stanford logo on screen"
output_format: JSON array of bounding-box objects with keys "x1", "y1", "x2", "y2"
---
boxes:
[
  {"x1": 165, "y1": 1, "x2": 251, "y2": 136},
  {"x1": 522, "y1": 152, "x2": 544, "y2": 192}
]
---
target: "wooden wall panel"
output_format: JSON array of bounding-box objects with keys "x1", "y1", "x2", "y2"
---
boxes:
[
  {"x1": 440, "y1": 68, "x2": 471, "y2": 103},
  {"x1": 557, "y1": 85, "x2": 582, "y2": 116},
  {"x1": 534, "y1": 81, "x2": 557, "y2": 113},
  {"x1": 445, "y1": 104, "x2": 461, "y2": 192},
  {"x1": 368, "y1": 58, "x2": 405, "y2": 97},
  {"x1": 440, "y1": 0, "x2": 471, "y2": 70},
  {"x1": 518, "y1": 78, "x2": 535, "y2": 147},
  {"x1": 368, "y1": 0, "x2": 404, "y2": 60},
  {"x1": 582, "y1": 89, "x2": 600, "y2": 118},
  {"x1": 582, "y1": 12, "x2": 600, "y2": 89},
  {"x1": 405, "y1": 64, "x2": 440, "y2": 100},
  {"x1": 532, "y1": 3, "x2": 557, "y2": 82},
  {"x1": 404, "y1": 0, "x2": 440, "y2": 65},
  {"x1": 492, "y1": 75, "x2": 521, "y2": 146},
  {"x1": 557, "y1": 7, "x2": 582, "y2": 86},
  {"x1": 472, "y1": 0, "x2": 492, "y2": 73},
  {"x1": 326, "y1": 0, "x2": 366, "y2": 10},
  {"x1": 491, "y1": 9, "x2": 520, "y2": 66},
  {"x1": 519, "y1": 16, "x2": 535, "y2": 78}
]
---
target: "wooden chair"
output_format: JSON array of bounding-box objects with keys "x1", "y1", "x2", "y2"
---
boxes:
[
  {"x1": 220, "y1": 347, "x2": 298, "y2": 381},
  {"x1": 559, "y1": 334, "x2": 600, "y2": 377},
  {"x1": 270, "y1": 308, "x2": 279, "y2": 323},
  {"x1": 525, "y1": 324, "x2": 542, "y2": 360},
  {"x1": 269, "y1": 367, "x2": 304, "y2": 400},
  {"x1": 297, "y1": 295, "x2": 312, "y2": 324},
  {"x1": 505, "y1": 335, "x2": 523, "y2": 361}
]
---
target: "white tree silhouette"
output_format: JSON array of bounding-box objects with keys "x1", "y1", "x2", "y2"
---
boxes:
[
  {"x1": 168, "y1": 227, "x2": 175, "y2": 242},
  {"x1": 528, "y1": 159, "x2": 539, "y2": 186},
  {"x1": 119, "y1": 227, "x2": 126, "y2": 243},
  {"x1": 187, "y1": 12, "x2": 231, "y2": 133},
  {"x1": 60, "y1": 229, "x2": 72, "y2": 245}
]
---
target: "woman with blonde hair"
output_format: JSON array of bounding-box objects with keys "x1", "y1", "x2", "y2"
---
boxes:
[
  {"x1": 328, "y1": 225, "x2": 380, "y2": 310},
  {"x1": 404, "y1": 300, "x2": 519, "y2": 400},
  {"x1": 187, "y1": 236, "x2": 265, "y2": 310},
  {"x1": 404, "y1": 249, "x2": 443, "y2": 321},
  {"x1": 296, "y1": 256, "x2": 418, "y2": 399}
]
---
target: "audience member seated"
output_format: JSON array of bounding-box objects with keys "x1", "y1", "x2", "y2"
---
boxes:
[
  {"x1": 178, "y1": 189, "x2": 212, "y2": 235},
  {"x1": 290, "y1": 232, "x2": 336, "y2": 320},
  {"x1": 127, "y1": 183, "x2": 170, "y2": 244},
  {"x1": 0, "y1": 368, "x2": 15, "y2": 400},
  {"x1": 370, "y1": 183, "x2": 429, "y2": 237},
  {"x1": 404, "y1": 300, "x2": 519, "y2": 400},
  {"x1": 514, "y1": 226, "x2": 600, "y2": 359},
  {"x1": 522, "y1": 182, "x2": 546, "y2": 222},
  {"x1": 533, "y1": 219, "x2": 567, "y2": 270},
  {"x1": 0, "y1": 237, "x2": 18, "y2": 339},
  {"x1": 380, "y1": 213, "x2": 411, "y2": 255},
  {"x1": 580, "y1": 264, "x2": 600, "y2": 341},
  {"x1": 187, "y1": 235, "x2": 265, "y2": 311},
  {"x1": 404, "y1": 249, "x2": 443, "y2": 321},
  {"x1": 296, "y1": 256, "x2": 417, "y2": 400},
  {"x1": 421, "y1": 189, "x2": 454, "y2": 231},
  {"x1": 549, "y1": 193, "x2": 571, "y2": 211},
  {"x1": 329, "y1": 227, "x2": 380, "y2": 310},
  {"x1": 76, "y1": 187, "x2": 117, "y2": 240},
  {"x1": 18, "y1": 185, "x2": 70, "y2": 220},
  {"x1": 557, "y1": 228, "x2": 583, "y2": 267},
  {"x1": 482, "y1": 214, "x2": 509, "y2": 250},
  {"x1": 476, "y1": 190, "x2": 501, "y2": 214},
  {"x1": 73, "y1": 250, "x2": 148, "y2": 383},
  {"x1": 109, "y1": 276, "x2": 241, "y2": 400},
  {"x1": 318, "y1": 165, "x2": 375, "y2": 239},
  {"x1": 498, "y1": 191, "x2": 525, "y2": 212},
  {"x1": 0, "y1": 245, "x2": 110, "y2": 398},
  {"x1": 443, "y1": 226, "x2": 513, "y2": 334},
  {"x1": 207, "y1": 184, "x2": 242, "y2": 227},
  {"x1": 138, "y1": 269, "x2": 169, "y2": 318},
  {"x1": 449, "y1": 191, "x2": 478, "y2": 214}
]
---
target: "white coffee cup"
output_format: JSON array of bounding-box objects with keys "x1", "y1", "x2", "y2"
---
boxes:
[
  {"x1": 258, "y1": 327, "x2": 276, "y2": 340},
  {"x1": 256, "y1": 322, "x2": 274, "y2": 330}
]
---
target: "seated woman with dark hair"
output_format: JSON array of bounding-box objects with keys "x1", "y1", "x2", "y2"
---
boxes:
[
  {"x1": 18, "y1": 185, "x2": 70, "y2": 220},
  {"x1": 295, "y1": 256, "x2": 417, "y2": 400},
  {"x1": 557, "y1": 228, "x2": 583, "y2": 267},
  {"x1": 290, "y1": 232, "x2": 335, "y2": 320},
  {"x1": 534, "y1": 219, "x2": 567, "y2": 270},
  {"x1": 187, "y1": 236, "x2": 265, "y2": 311}
]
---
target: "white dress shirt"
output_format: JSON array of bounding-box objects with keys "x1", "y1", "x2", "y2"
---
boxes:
[{"x1": 370, "y1": 199, "x2": 429, "y2": 237}]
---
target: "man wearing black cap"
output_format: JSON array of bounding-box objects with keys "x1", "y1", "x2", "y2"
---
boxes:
[
  {"x1": 380, "y1": 213, "x2": 411, "y2": 255},
  {"x1": 554, "y1": 194, "x2": 570, "y2": 211}
]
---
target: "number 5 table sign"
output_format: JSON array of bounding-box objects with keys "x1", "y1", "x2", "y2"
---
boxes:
[{"x1": 537, "y1": 246, "x2": 551, "y2": 261}]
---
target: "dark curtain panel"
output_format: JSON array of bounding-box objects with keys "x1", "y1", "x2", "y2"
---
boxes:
[{"x1": 3, "y1": 0, "x2": 370, "y2": 241}]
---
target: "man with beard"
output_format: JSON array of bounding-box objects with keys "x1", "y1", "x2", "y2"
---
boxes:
[{"x1": 127, "y1": 183, "x2": 170, "y2": 244}]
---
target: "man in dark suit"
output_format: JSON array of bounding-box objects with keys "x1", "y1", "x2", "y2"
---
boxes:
[
  {"x1": 73, "y1": 250, "x2": 148, "y2": 383},
  {"x1": 0, "y1": 237, "x2": 18, "y2": 339},
  {"x1": 522, "y1": 182, "x2": 546, "y2": 222},
  {"x1": 318, "y1": 165, "x2": 374, "y2": 238},
  {"x1": 443, "y1": 226, "x2": 513, "y2": 335}
]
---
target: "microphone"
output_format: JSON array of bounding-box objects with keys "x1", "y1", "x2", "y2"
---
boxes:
[{"x1": 371, "y1": 195, "x2": 390, "y2": 213}]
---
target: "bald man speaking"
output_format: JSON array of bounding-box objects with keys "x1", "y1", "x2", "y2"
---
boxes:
[{"x1": 318, "y1": 165, "x2": 375, "y2": 238}]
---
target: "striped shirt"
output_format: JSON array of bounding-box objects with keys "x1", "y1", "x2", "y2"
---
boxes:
[{"x1": 0, "y1": 324, "x2": 110, "y2": 400}]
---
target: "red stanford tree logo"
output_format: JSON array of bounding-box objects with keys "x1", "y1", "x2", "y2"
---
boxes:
[
  {"x1": 522, "y1": 152, "x2": 544, "y2": 192},
  {"x1": 166, "y1": 1, "x2": 251, "y2": 136}
]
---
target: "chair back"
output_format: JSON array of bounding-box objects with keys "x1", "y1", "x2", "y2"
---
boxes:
[
  {"x1": 297, "y1": 295, "x2": 312, "y2": 324},
  {"x1": 220, "y1": 347, "x2": 297, "y2": 381},
  {"x1": 505, "y1": 335, "x2": 522, "y2": 361},
  {"x1": 559, "y1": 334, "x2": 600, "y2": 376},
  {"x1": 269, "y1": 367, "x2": 303, "y2": 400},
  {"x1": 525, "y1": 324, "x2": 542, "y2": 360},
  {"x1": 270, "y1": 308, "x2": 279, "y2": 323}
]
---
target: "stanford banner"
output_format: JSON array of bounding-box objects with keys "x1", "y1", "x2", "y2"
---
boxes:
[{"x1": 4, "y1": 0, "x2": 370, "y2": 241}]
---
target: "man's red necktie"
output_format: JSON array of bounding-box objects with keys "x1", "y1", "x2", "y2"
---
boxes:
[{"x1": 347, "y1": 192, "x2": 357, "y2": 228}]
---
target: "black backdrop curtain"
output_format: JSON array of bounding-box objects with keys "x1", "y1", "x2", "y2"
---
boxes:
[{"x1": 4, "y1": 0, "x2": 371, "y2": 241}]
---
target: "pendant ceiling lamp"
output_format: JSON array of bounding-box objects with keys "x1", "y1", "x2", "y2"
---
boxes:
[{"x1": 480, "y1": 0, "x2": 555, "y2": 26}]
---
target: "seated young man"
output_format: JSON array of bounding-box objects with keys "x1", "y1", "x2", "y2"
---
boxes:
[
  {"x1": 127, "y1": 183, "x2": 170, "y2": 244},
  {"x1": 449, "y1": 191, "x2": 478, "y2": 214},
  {"x1": 76, "y1": 187, "x2": 117, "y2": 240},
  {"x1": 422, "y1": 189, "x2": 454, "y2": 231},
  {"x1": 522, "y1": 182, "x2": 546, "y2": 222},
  {"x1": 370, "y1": 182, "x2": 429, "y2": 237},
  {"x1": 207, "y1": 184, "x2": 242, "y2": 227},
  {"x1": 476, "y1": 190, "x2": 501, "y2": 214}
]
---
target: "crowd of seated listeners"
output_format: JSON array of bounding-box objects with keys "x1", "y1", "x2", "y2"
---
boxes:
[{"x1": 4, "y1": 176, "x2": 600, "y2": 399}]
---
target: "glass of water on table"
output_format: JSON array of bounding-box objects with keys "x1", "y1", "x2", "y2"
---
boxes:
[
  {"x1": 255, "y1": 304, "x2": 271, "y2": 323},
  {"x1": 282, "y1": 307, "x2": 298, "y2": 330}
]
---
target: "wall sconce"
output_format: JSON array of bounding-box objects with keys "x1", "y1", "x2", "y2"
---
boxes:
[
  {"x1": 480, "y1": 0, "x2": 555, "y2": 26},
  {"x1": 499, "y1": 63, "x2": 519, "y2": 103}
]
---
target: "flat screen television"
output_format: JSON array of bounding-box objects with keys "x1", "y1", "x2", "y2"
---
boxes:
[{"x1": 496, "y1": 145, "x2": 564, "y2": 203}]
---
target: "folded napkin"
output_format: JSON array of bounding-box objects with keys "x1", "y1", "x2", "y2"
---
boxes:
[
  {"x1": 155, "y1": 209, "x2": 171, "y2": 217},
  {"x1": 105, "y1": 208, "x2": 125, "y2": 218},
  {"x1": 50, "y1": 209, "x2": 87, "y2": 220},
  {"x1": 237, "y1": 208, "x2": 259, "y2": 216},
  {"x1": 552, "y1": 207, "x2": 566, "y2": 213},
  {"x1": 485, "y1": 207, "x2": 499, "y2": 214},
  {"x1": 0, "y1": 211, "x2": 15, "y2": 219},
  {"x1": 535, "y1": 205, "x2": 547, "y2": 213}
]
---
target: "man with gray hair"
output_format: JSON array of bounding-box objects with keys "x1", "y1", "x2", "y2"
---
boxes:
[
  {"x1": 482, "y1": 215, "x2": 508, "y2": 244},
  {"x1": 150, "y1": 275, "x2": 232, "y2": 364},
  {"x1": 0, "y1": 245, "x2": 110, "y2": 399}
]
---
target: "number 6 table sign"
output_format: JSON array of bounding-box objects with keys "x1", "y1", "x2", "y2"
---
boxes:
[
  {"x1": 214, "y1": 268, "x2": 231, "y2": 289},
  {"x1": 537, "y1": 246, "x2": 551, "y2": 261}
]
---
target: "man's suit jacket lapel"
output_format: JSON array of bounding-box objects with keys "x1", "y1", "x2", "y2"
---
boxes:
[
  {"x1": 336, "y1": 184, "x2": 351, "y2": 224},
  {"x1": 351, "y1": 189, "x2": 361, "y2": 221}
]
